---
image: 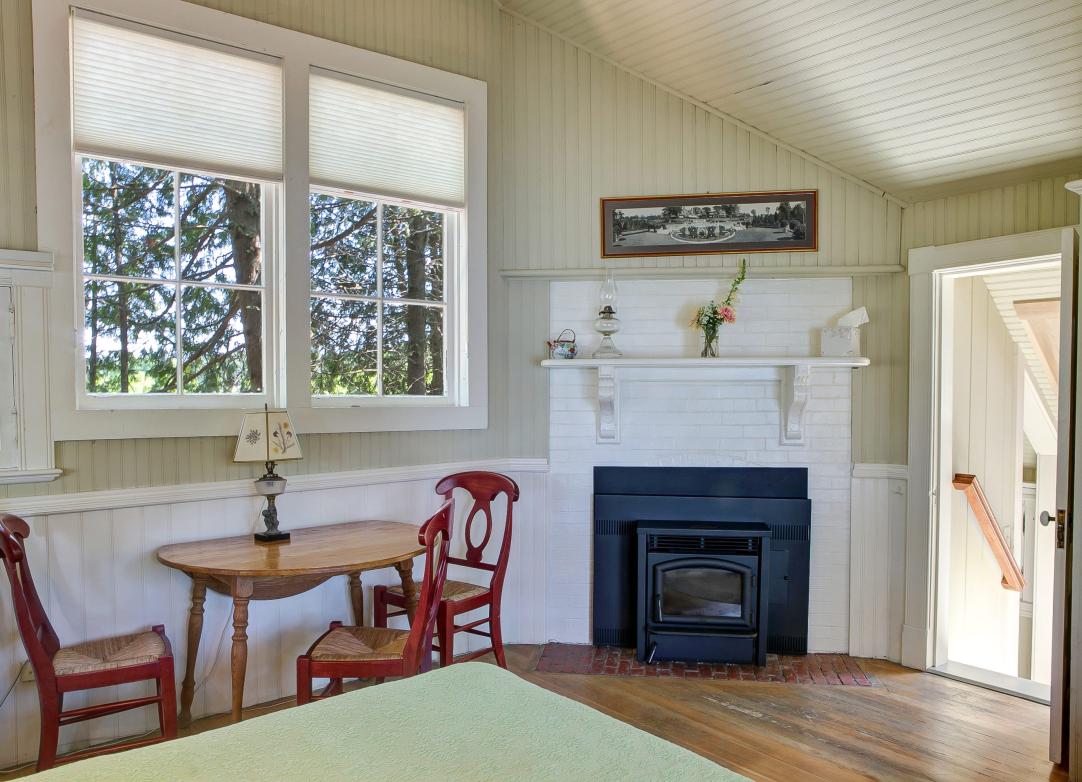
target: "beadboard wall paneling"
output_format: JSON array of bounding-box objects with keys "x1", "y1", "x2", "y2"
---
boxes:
[
  {"x1": 851, "y1": 273, "x2": 909, "y2": 465},
  {"x1": 903, "y1": 173, "x2": 1082, "y2": 249},
  {"x1": 0, "y1": 0, "x2": 36, "y2": 250},
  {"x1": 2, "y1": 0, "x2": 899, "y2": 499},
  {"x1": 0, "y1": 467, "x2": 549, "y2": 766},
  {"x1": 853, "y1": 172, "x2": 1082, "y2": 466}
]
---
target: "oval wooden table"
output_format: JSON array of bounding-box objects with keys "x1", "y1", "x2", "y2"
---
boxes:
[{"x1": 157, "y1": 520, "x2": 425, "y2": 725}]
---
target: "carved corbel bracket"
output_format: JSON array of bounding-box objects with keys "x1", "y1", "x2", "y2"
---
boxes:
[
  {"x1": 781, "y1": 363, "x2": 811, "y2": 446},
  {"x1": 596, "y1": 365, "x2": 619, "y2": 443}
]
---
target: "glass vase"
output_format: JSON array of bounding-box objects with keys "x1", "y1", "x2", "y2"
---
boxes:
[{"x1": 701, "y1": 327, "x2": 719, "y2": 358}]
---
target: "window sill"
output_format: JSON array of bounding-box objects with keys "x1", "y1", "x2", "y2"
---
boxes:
[
  {"x1": 0, "y1": 468, "x2": 63, "y2": 485},
  {"x1": 51, "y1": 402, "x2": 487, "y2": 440}
]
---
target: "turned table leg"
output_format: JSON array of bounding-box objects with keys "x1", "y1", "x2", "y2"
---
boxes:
[
  {"x1": 394, "y1": 559, "x2": 420, "y2": 623},
  {"x1": 178, "y1": 576, "x2": 207, "y2": 727},
  {"x1": 348, "y1": 572, "x2": 365, "y2": 625},
  {"x1": 230, "y1": 578, "x2": 254, "y2": 723}
]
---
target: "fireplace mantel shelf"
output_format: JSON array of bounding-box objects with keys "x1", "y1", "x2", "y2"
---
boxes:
[
  {"x1": 542, "y1": 355, "x2": 870, "y2": 445},
  {"x1": 541, "y1": 356, "x2": 869, "y2": 369}
]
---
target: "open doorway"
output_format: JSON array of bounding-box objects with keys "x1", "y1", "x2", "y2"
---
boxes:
[{"x1": 930, "y1": 259, "x2": 1061, "y2": 702}]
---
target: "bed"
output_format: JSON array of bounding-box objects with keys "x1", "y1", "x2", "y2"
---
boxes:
[{"x1": 35, "y1": 662, "x2": 747, "y2": 781}]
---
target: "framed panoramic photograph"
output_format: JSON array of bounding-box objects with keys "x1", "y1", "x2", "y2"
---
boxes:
[{"x1": 600, "y1": 190, "x2": 817, "y2": 258}]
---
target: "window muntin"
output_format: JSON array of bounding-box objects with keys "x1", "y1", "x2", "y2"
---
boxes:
[
  {"x1": 80, "y1": 156, "x2": 266, "y2": 396},
  {"x1": 310, "y1": 191, "x2": 448, "y2": 398}
]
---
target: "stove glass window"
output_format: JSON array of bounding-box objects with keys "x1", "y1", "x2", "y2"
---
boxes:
[{"x1": 659, "y1": 567, "x2": 743, "y2": 619}]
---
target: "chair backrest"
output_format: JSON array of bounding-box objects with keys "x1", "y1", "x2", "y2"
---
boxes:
[
  {"x1": 435, "y1": 471, "x2": 520, "y2": 598},
  {"x1": 0, "y1": 514, "x2": 60, "y2": 685},
  {"x1": 403, "y1": 498, "x2": 454, "y2": 673}
]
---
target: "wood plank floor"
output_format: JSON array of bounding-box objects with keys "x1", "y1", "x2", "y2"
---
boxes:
[
  {"x1": 2, "y1": 645, "x2": 1065, "y2": 781},
  {"x1": 508, "y1": 646, "x2": 1065, "y2": 782}
]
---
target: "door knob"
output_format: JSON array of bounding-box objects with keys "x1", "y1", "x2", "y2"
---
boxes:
[{"x1": 1041, "y1": 510, "x2": 1067, "y2": 549}]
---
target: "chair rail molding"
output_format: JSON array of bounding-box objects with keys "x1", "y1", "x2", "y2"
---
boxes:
[{"x1": 0, "y1": 458, "x2": 549, "y2": 516}]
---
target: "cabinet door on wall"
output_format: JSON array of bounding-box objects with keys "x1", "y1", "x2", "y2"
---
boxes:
[{"x1": 0, "y1": 287, "x2": 17, "y2": 469}]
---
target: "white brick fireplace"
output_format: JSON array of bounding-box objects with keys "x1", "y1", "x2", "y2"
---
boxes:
[{"x1": 544, "y1": 277, "x2": 857, "y2": 652}]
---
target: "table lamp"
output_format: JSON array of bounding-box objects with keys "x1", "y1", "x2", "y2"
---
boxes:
[{"x1": 234, "y1": 405, "x2": 303, "y2": 543}]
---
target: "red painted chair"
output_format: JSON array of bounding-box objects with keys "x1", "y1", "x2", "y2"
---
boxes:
[
  {"x1": 373, "y1": 471, "x2": 520, "y2": 668},
  {"x1": 0, "y1": 514, "x2": 177, "y2": 771},
  {"x1": 296, "y1": 498, "x2": 453, "y2": 703}
]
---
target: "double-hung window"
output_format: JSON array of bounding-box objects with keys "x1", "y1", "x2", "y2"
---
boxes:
[
  {"x1": 71, "y1": 12, "x2": 281, "y2": 407},
  {"x1": 36, "y1": 0, "x2": 487, "y2": 438},
  {"x1": 308, "y1": 70, "x2": 466, "y2": 402}
]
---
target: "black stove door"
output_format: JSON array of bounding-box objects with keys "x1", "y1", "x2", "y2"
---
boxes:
[{"x1": 648, "y1": 554, "x2": 758, "y2": 631}]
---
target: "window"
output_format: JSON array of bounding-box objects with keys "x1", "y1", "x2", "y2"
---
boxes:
[
  {"x1": 81, "y1": 157, "x2": 266, "y2": 398},
  {"x1": 308, "y1": 69, "x2": 465, "y2": 404},
  {"x1": 310, "y1": 192, "x2": 448, "y2": 398},
  {"x1": 35, "y1": 0, "x2": 487, "y2": 438}
]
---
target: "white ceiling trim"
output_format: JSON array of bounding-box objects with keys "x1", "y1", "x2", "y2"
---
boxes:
[{"x1": 492, "y1": 0, "x2": 909, "y2": 208}]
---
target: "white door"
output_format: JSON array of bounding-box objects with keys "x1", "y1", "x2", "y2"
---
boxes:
[{"x1": 1051, "y1": 225, "x2": 1080, "y2": 768}]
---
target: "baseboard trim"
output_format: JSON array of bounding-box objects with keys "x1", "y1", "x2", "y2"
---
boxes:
[
  {"x1": 0, "y1": 458, "x2": 549, "y2": 516},
  {"x1": 852, "y1": 463, "x2": 909, "y2": 480},
  {"x1": 900, "y1": 623, "x2": 930, "y2": 670}
]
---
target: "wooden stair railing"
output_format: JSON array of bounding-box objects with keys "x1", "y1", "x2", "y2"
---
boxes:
[{"x1": 952, "y1": 474, "x2": 1025, "y2": 592}]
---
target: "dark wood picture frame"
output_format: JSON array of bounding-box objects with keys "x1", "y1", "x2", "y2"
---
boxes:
[{"x1": 601, "y1": 190, "x2": 818, "y2": 258}]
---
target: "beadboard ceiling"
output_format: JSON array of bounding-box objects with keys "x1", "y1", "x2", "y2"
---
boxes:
[
  {"x1": 983, "y1": 264, "x2": 1062, "y2": 422},
  {"x1": 501, "y1": 0, "x2": 1082, "y2": 201}
]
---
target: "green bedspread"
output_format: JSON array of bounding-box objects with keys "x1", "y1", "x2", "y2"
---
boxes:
[{"x1": 35, "y1": 662, "x2": 747, "y2": 781}]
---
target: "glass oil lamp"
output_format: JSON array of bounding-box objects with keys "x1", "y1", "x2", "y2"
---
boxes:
[{"x1": 592, "y1": 270, "x2": 623, "y2": 358}]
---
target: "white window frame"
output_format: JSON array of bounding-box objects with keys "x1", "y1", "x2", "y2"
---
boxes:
[
  {"x1": 307, "y1": 185, "x2": 463, "y2": 408},
  {"x1": 32, "y1": 0, "x2": 487, "y2": 439},
  {"x1": 75, "y1": 155, "x2": 278, "y2": 410}
]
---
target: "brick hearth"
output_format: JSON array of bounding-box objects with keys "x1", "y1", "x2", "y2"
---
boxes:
[{"x1": 534, "y1": 644, "x2": 874, "y2": 685}]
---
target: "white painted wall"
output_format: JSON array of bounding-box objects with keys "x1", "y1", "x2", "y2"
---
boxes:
[
  {"x1": 849, "y1": 464, "x2": 908, "y2": 660},
  {"x1": 946, "y1": 276, "x2": 1023, "y2": 675},
  {"x1": 0, "y1": 462, "x2": 548, "y2": 766},
  {"x1": 546, "y1": 277, "x2": 854, "y2": 651}
]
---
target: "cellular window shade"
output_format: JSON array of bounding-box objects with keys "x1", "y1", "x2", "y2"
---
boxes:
[
  {"x1": 71, "y1": 12, "x2": 282, "y2": 180},
  {"x1": 310, "y1": 70, "x2": 465, "y2": 208}
]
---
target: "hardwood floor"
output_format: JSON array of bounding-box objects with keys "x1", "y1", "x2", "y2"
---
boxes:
[
  {"x1": 509, "y1": 646, "x2": 1065, "y2": 782},
  {"x1": 2, "y1": 645, "x2": 1065, "y2": 781}
]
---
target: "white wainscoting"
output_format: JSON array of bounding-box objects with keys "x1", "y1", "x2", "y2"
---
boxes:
[
  {"x1": 849, "y1": 463, "x2": 908, "y2": 661},
  {"x1": 0, "y1": 459, "x2": 548, "y2": 766}
]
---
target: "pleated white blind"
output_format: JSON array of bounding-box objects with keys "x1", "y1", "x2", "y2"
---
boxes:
[
  {"x1": 71, "y1": 12, "x2": 282, "y2": 180},
  {"x1": 310, "y1": 69, "x2": 466, "y2": 208}
]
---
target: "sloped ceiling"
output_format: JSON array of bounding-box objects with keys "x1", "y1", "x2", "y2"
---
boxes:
[
  {"x1": 501, "y1": 0, "x2": 1082, "y2": 201},
  {"x1": 982, "y1": 264, "x2": 1061, "y2": 423}
]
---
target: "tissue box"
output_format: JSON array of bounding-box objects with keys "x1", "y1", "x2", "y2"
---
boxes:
[{"x1": 821, "y1": 327, "x2": 860, "y2": 357}]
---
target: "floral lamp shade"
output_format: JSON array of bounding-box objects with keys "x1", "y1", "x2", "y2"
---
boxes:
[{"x1": 233, "y1": 408, "x2": 303, "y2": 463}]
